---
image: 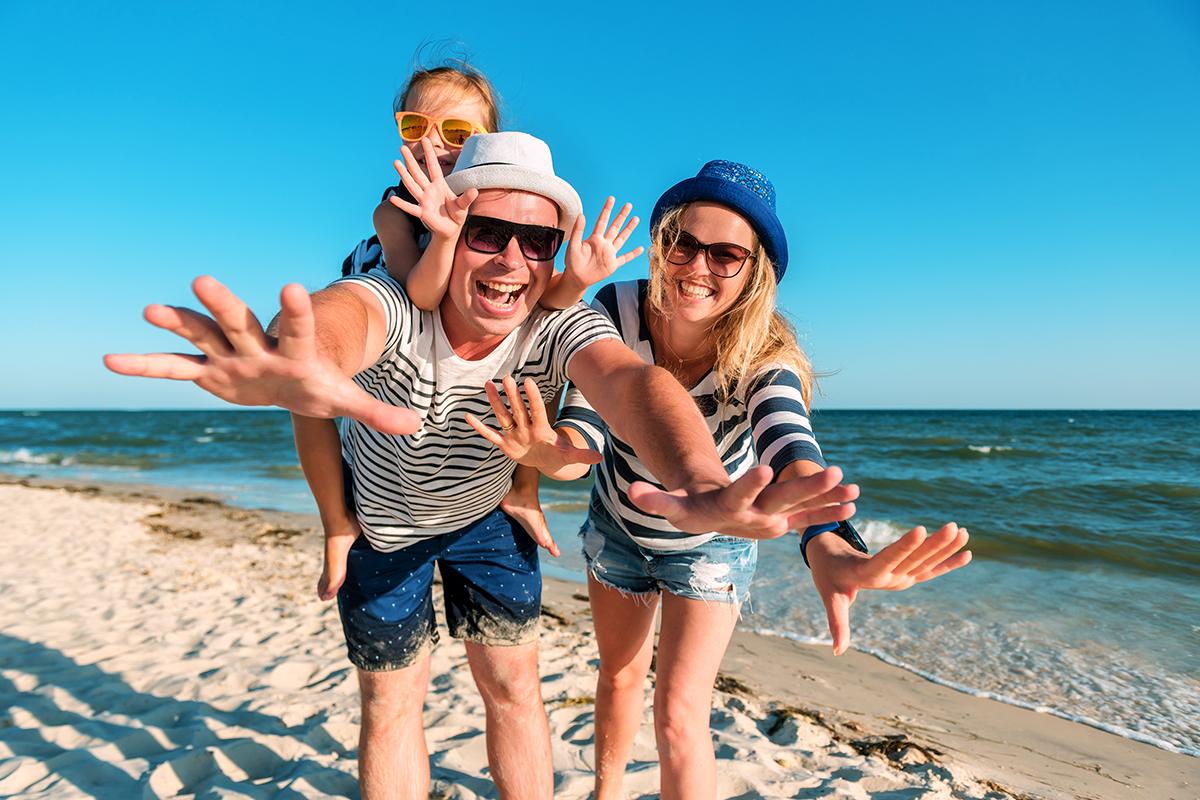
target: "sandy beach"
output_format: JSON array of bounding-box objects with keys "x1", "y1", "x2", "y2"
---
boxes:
[{"x1": 0, "y1": 477, "x2": 1194, "y2": 799}]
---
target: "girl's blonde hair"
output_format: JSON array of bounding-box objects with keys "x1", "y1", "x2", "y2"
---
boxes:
[
  {"x1": 647, "y1": 204, "x2": 815, "y2": 406},
  {"x1": 395, "y1": 60, "x2": 501, "y2": 133}
]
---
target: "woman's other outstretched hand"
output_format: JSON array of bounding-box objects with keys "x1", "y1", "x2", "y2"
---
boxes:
[
  {"x1": 465, "y1": 376, "x2": 603, "y2": 478},
  {"x1": 808, "y1": 523, "x2": 973, "y2": 656}
]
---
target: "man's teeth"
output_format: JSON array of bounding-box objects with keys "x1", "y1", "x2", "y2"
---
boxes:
[
  {"x1": 680, "y1": 281, "x2": 714, "y2": 298},
  {"x1": 478, "y1": 280, "x2": 524, "y2": 307}
]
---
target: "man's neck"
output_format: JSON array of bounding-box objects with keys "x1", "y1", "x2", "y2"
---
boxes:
[{"x1": 439, "y1": 299, "x2": 507, "y2": 361}]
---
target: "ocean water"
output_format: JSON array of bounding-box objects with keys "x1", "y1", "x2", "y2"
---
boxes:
[{"x1": 2, "y1": 409, "x2": 1197, "y2": 755}]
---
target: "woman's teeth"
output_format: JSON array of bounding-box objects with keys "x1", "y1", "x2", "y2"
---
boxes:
[
  {"x1": 478, "y1": 280, "x2": 524, "y2": 307},
  {"x1": 679, "y1": 280, "x2": 714, "y2": 299}
]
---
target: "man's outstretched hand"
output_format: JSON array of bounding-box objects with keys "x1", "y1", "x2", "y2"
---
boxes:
[
  {"x1": 104, "y1": 276, "x2": 420, "y2": 435},
  {"x1": 627, "y1": 465, "x2": 860, "y2": 539}
]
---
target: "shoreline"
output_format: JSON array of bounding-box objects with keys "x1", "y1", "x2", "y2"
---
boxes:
[{"x1": 0, "y1": 474, "x2": 1195, "y2": 799}]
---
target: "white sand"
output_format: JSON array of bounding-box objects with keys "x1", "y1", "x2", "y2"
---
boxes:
[{"x1": 0, "y1": 483, "x2": 1193, "y2": 799}]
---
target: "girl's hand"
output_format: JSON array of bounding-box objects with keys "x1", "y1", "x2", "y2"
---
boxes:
[
  {"x1": 808, "y1": 523, "x2": 972, "y2": 655},
  {"x1": 465, "y1": 376, "x2": 603, "y2": 476},
  {"x1": 388, "y1": 138, "x2": 479, "y2": 240},
  {"x1": 562, "y1": 197, "x2": 644, "y2": 291}
]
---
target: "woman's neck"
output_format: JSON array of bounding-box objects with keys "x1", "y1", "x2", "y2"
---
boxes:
[{"x1": 648, "y1": 306, "x2": 716, "y2": 370}]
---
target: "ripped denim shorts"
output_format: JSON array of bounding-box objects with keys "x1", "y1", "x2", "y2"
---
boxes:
[{"x1": 579, "y1": 497, "x2": 757, "y2": 604}]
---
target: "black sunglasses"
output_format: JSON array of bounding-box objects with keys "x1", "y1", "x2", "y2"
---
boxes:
[
  {"x1": 664, "y1": 229, "x2": 755, "y2": 278},
  {"x1": 463, "y1": 215, "x2": 565, "y2": 263}
]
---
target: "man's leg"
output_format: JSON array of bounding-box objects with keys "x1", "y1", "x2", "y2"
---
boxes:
[
  {"x1": 356, "y1": 653, "x2": 432, "y2": 800},
  {"x1": 463, "y1": 640, "x2": 553, "y2": 800}
]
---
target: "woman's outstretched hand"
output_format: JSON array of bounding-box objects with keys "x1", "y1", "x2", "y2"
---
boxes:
[
  {"x1": 808, "y1": 523, "x2": 972, "y2": 656},
  {"x1": 103, "y1": 276, "x2": 420, "y2": 435},
  {"x1": 465, "y1": 376, "x2": 603, "y2": 477}
]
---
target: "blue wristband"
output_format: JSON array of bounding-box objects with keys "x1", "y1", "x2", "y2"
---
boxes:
[{"x1": 800, "y1": 520, "x2": 868, "y2": 568}]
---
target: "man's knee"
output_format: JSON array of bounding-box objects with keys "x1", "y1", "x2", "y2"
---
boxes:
[
  {"x1": 469, "y1": 643, "x2": 543, "y2": 710},
  {"x1": 358, "y1": 662, "x2": 429, "y2": 731}
]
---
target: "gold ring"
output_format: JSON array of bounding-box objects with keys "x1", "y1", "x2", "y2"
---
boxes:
[{"x1": 500, "y1": 422, "x2": 516, "y2": 433}]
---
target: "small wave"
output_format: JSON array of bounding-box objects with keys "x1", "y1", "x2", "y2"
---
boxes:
[
  {"x1": 852, "y1": 518, "x2": 912, "y2": 550},
  {"x1": 194, "y1": 436, "x2": 214, "y2": 444},
  {"x1": 747, "y1": 627, "x2": 1199, "y2": 758},
  {"x1": 0, "y1": 448, "x2": 54, "y2": 465},
  {"x1": 21, "y1": 411, "x2": 41, "y2": 417},
  {"x1": 967, "y1": 445, "x2": 1013, "y2": 454}
]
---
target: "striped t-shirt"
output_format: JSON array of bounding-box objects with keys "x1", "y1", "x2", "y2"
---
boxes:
[
  {"x1": 337, "y1": 269, "x2": 619, "y2": 551},
  {"x1": 558, "y1": 280, "x2": 825, "y2": 551}
]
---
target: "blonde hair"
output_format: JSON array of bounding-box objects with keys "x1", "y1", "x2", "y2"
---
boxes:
[
  {"x1": 646, "y1": 204, "x2": 815, "y2": 407},
  {"x1": 395, "y1": 60, "x2": 501, "y2": 133}
]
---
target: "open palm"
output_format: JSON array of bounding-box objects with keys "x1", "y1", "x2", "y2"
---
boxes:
[
  {"x1": 563, "y1": 196, "x2": 644, "y2": 289},
  {"x1": 389, "y1": 138, "x2": 478, "y2": 240}
]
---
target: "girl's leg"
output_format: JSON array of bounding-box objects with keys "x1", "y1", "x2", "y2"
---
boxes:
[
  {"x1": 653, "y1": 591, "x2": 741, "y2": 800},
  {"x1": 588, "y1": 574, "x2": 659, "y2": 800}
]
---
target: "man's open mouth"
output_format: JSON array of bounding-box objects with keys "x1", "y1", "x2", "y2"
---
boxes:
[{"x1": 476, "y1": 279, "x2": 527, "y2": 309}]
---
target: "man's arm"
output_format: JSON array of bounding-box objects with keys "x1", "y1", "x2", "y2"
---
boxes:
[{"x1": 566, "y1": 339, "x2": 728, "y2": 492}]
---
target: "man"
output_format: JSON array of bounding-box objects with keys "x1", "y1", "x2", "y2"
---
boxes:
[{"x1": 106, "y1": 133, "x2": 857, "y2": 799}]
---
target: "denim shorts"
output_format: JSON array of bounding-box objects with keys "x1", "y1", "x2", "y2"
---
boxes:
[
  {"x1": 579, "y1": 498, "x2": 757, "y2": 604},
  {"x1": 336, "y1": 509, "x2": 541, "y2": 672}
]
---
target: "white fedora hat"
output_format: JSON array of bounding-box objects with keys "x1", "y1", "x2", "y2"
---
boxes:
[{"x1": 445, "y1": 132, "x2": 582, "y2": 234}]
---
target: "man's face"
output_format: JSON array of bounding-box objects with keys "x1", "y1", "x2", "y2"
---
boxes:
[{"x1": 440, "y1": 189, "x2": 560, "y2": 346}]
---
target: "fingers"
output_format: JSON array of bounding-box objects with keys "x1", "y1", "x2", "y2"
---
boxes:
[
  {"x1": 591, "y1": 196, "x2": 615, "y2": 238},
  {"x1": 502, "y1": 376, "x2": 530, "y2": 428},
  {"x1": 514, "y1": 512, "x2": 559, "y2": 557},
  {"x1": 451, "y1": 187, "x2": 479, "y2": 215},
  {"x1": 612, "y1": 213, "x2": 640, "y2": 249},
  {"x1": 568, "y1": 212, "x2": 587, "y2": 251},
  {"x1": 396, "y1": 148, "x2": 427, "y2": 195},
  {"x1": 615, "y1": 245, "x2": 645, "y2": 267},
  {"x1": 821, "y1": 591, "x2": 852, "y2": 656},
  {"x1": 340, "y1": 390, "x2": 421, "y2": 435},
  {"x1": 143, "y1": 303, "x2": 232, "y2": 357},
  {"x1": 276, "y1": 283, "x2": 317, "y2": 361},
  {"x1": 464, "y1": 412, "x2": 508, "y2": 449},
  {"x1": 420, "y1": 137, "x2": 443, "y2": 181},
  {"x1": 627, "y1": 481, "x2": 688, "y2": 518},
  {"x1": 897, "y1": 523, "x2": 964, "y2": 576},
  {"x1": 756, "y1": 466, "x2": 844, "y2": 514},
  {"x1": 914, "y1": 549, "x2": 973, "y2": 582},
  {"x1": 192, "y1": 276, "x2": 270, "y2": 354},
  {"x1": 909, "y1": 528, "x2": 971, "y2": 581},
  {"x1": 787, "y1": 501, "x2": 856, "y2": 531},
  {"x1": 719, "y1": 465, "x2": 775, "y2": 512},
  {"x1": 523, "y1": 378, "x2": 550, "y2": 428},
  {"x1": 388, "y1": 193, "x2": 422, "y2": 217},
  {"x1": 103, "y1": 352, "x2": 207, "y2": 381},
  {"x1": 484, "y1": 381, "x2": 516, "y2": 430},
  {"x1": 870, "y1": 526, "x2": 930, "y2": 575},
  {"x1": 606, "y1": 202, "x2": 632, "y2": 240}
]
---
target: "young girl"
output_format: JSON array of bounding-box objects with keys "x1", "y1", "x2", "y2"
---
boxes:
[
  {"x1": 475, "y1": 161, "x2": 972, "y2": 799},
  {"x1": 302, "y1": 60, "x2": 641, "y2": 600}
]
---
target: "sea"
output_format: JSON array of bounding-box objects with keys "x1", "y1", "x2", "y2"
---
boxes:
[{"x1": 1, "y1": 409, "x2": 1197, "y2": 756}]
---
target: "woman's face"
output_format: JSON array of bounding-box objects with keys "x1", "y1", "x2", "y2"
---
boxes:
[{"x1": 659, "y1": 201, "x2": 757, "y2": 327}]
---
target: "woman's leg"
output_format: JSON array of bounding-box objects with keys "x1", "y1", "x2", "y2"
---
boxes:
[
  {"x1": 653, "y1": 591, "x2": 741, "y2": 800},
  {"x1": 589, "y1": 574, "x2": 659, "y2": 800}
]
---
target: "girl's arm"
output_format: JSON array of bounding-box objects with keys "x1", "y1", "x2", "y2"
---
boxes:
[
  {"x1": 385, "y1": 140, "x2": 478, "y2": 311},
  {"x1": 372, "y1": 201, "x2": 421, "y2": 282}
]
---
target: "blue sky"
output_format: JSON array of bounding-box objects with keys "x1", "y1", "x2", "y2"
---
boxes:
[{"x1": 1, "y1": 1, "x2": 1197, "y2": 409}]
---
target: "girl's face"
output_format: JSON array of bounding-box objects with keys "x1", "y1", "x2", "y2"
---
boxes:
[
  {"x1": 404, "y1": 85, "x2": 491, "y2": 176},
  {"x1": 659, "y1": 202, "x2": 757, "y2": 327}
]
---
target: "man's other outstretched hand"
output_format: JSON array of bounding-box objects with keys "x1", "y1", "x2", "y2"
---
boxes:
[{"x1": 104, "y1": 276, "x2": 420, "y2": 436}]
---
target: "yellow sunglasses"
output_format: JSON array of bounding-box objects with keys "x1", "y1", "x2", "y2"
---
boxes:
[{"x1": 394, "y1": 112, "x2": 486, "y2": 147}]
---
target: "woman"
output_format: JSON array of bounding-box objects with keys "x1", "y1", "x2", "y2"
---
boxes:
[{"x1": 480, "y1": 161, "x2": 972, "y2": 799}]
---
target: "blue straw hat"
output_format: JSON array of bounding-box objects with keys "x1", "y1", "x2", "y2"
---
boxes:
[{"x1": 650, "y1": 160, "x2": 788, "y2": 281}]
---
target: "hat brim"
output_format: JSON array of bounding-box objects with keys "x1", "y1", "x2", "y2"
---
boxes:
[
  {"x1": 651, "y1": 176, "x2": 788, "y2": 279},
  {"x1": 446, "y1": 165, "x2": 582, "y2": 237}
]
